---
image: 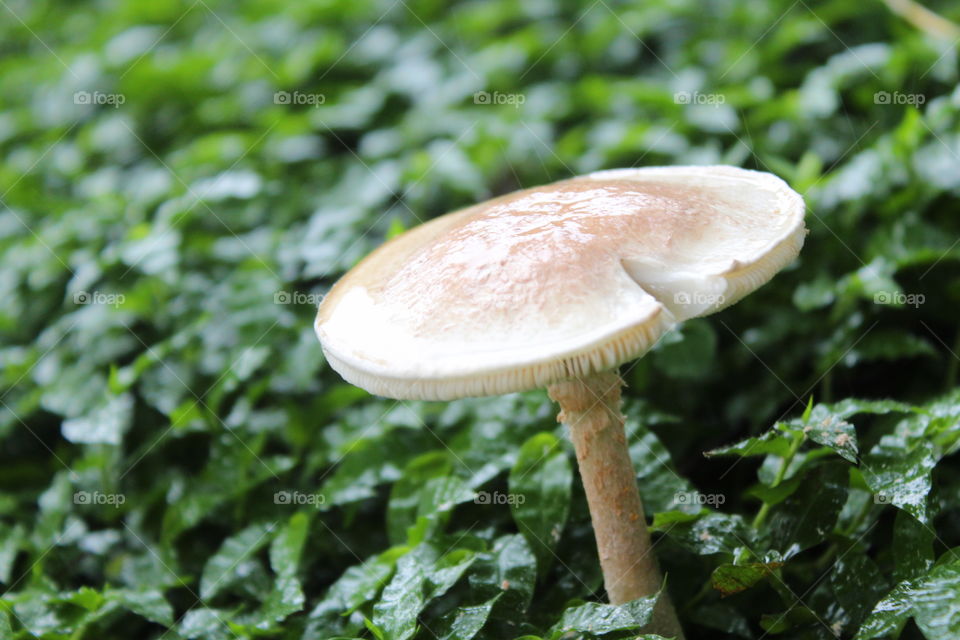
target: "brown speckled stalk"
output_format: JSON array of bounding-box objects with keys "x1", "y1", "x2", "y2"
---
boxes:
[{"x1": 548, "y1": 371, "x2": 684, "y2": 639}]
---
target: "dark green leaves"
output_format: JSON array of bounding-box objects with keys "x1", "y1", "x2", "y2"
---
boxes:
[
  {"x1": 652, "y1": 510, "x2": 754, "y2": 556},
  {"x1": 433, "y1": 596, "x2": 499, "y2": 640},
  {"x1": 371, "y1": 543, "x2": 477, "y2": 640},
  {"x1": 200, "y1": 522, "x2": 276, "y2": 601},
  {"x1": 892, "y1": 511, "x2": 934, "y2": 582},
  {"x1": 468, "y1": 534, "x2": 537, "y2": 617},
  {"x1": 862, "y1": 436, "x2": 937, "y2": 524},
  {"x1": 711, "y1": 562, "x2": 782, "y2": 597},
  {"x1": 261, "y1": 512, "x2": 310, "y2": 621},
  {"x1": 766, "y1": 462, "x2": 848, "y2": 555},
  {"x1": 508, "y1": 433, "x2": 572, "y2": 574},
  {"x1": 2, "y1": 0, "x2": 960, "y2": 638},
  {"x1": 548, "y1": 592, "x2": 659, "y2": 638},
  {"x1": 856, "y1": 557, "x2": 960, "y2": 640}
]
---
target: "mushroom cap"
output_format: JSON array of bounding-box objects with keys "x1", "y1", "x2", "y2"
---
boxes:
[{"x1": 315, "y1": 165, "x2": 805, "y2": 400}]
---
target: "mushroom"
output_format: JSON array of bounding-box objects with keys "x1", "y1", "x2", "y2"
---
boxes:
[{"x1": 315, "y1": 165, "x2": 805, "y2": 638}]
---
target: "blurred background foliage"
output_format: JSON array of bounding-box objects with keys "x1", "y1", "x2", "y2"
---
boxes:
[{"x1": 1, "y1": 0, "x2": 959, "y2": 638}]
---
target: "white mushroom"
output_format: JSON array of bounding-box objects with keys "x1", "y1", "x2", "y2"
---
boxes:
[{"x1": 315, "y1": 165, "x2": 806, "y2": 638}]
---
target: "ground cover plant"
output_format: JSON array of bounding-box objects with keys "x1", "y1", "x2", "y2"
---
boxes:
[{"x1": 0, "y1": 0, "x2": 959, "y2": 638}]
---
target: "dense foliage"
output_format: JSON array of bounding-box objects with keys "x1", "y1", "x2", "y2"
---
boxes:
[{"x1": 1, "y1": 0, "x2": 959, "y2": 638}]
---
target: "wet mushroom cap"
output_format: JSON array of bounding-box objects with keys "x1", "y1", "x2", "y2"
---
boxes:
[{"x1": 315, "y1": 165, "x2": 805, "y2": 400}]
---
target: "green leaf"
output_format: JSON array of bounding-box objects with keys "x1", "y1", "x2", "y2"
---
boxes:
[
  {"x1": 548, "y1": 592, "x2": 659, "y2": 638},
  {"x1": 468, "y1": 534, "x2": 536, "y2": 617},
  {"x1": 508, "y1": 432, "x2": 572, "y2": 575},
  {"x1": 652, "y1": 511, "x2": 753, "y2": 556},
  {"x1": 111, "y1": 589, "x2": 175, "y2": 627},
  {"x1": 627, "y1": 415, "x2": 696, "y2": 514},
  {"x1": 427, "y1": 548, "x2": 477, "y2": 600},
  {"x1": 200, "y1": 522, "x2": 276, "y2": 600},
  {"x1": 793, "y1": 274, "x2": 835, "y2": 311},
  {"x1": 371, "y1": 548, "x2": 429, "y2": 640},
  {"x1": 652, "y1": 319, "x2": 717, "y2": 379},
  {"x1": 372, "y1": 543, "x2": 476, "y2": 640},
  {"x1": 766, "y1": 461, "x2": 847, "y2": 556},
  {"x1": 61, "y1": 392, "x2": 134, "y2": 445},
  {"x1": 745, "y1": 475, "x2": 803, "y2": 507},
  {"x1": 305, "y1": 546, "x2": 407, "y2": 638},
  {"x1": 179, "y1": 607, "x2": 232, "y2": 640},
  {"x1": 711, "y1": 562, "x2": 782, "y2": 597},
  {"x1": 405, "y1": 475, "x2": 476, "y2": 544},
  {"x1": 0, "y1": 524, "x2": 24, "y2": 584},
  {"x1": 862, "y1": 436, "x2": 937, "y2": 524},
  {"x1": 910, "y1": 559, "x2": 960, "y2": 639},
  {"x1": 388, "y1": 452, "x2": 453, "y2": 544},
  {"x1": 433, "y1": 596, "x2": 499, "y2": 640},
  {"x1": 856, "y1": 559, "x2": 960, "y2": 639},
  {"x1": 261, "y1": 512, "x2": 310, "y2": 621},
  {"x1": 893, "y1": 511, "x2": 934, "y2": 582},
  {"x1": 827, "y1": 553, "x2": 887, "y2": 631},
  {"x1": 821, "y1": 398, "x2": 916, "y2": 420},
  {"x1": 760, "y1": 606, "x2": 819, "y2": 634},
  {"x1": 802, "y1": 407, "x2": 859, "y2": 463},
  {"x1": 705, "y1": 426, "x2": 797, "y2": 459}
]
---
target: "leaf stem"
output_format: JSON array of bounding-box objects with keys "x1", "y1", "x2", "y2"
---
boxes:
[
  {"x1": 734, "y1": 430, "x2": 805, "y2": 565},
  {"x1": 752, "y1": 431, "x2": 804, "y2": 530}
]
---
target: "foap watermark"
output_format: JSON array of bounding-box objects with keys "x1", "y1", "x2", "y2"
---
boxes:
[
  {"x1": 274, "y1": 490, "x2": 326, "y2": 507},
  {"x1": 274, "y1": 290, "x2": 324, "y2": 305},
  {"x1": 274, "y1": 90, "x2": 326, "y2": 107},
  {"x1": 673, "y1": 291, "x2": 725, "y2": 307},
  {"x1": 874, "y1": 491, "x2": 902, "y2": 505},
  {"x1": 674, "y1": 91, "x2": 725, "y2": 106},
  {"x1": 475, "y1": 490, "x2": 525, "y2": 506},
  {"x1": 873, "y1": 291, "x2": 924, "y2": 308},
  {"x1": 874, "y1": 91, "x2": 925, "y2": 106},
  {"x1": 74, "y1": 291, "x2": 125, "y2": 308},
  {"x1": 473, "y1": 91, "x2": 525, "y2": 108},
  {"x1": 74, "y1": 91, "x2": 125, "y2": 108},
  {"x1": 673, "y1": 490, "x2": 725, "y2": 508},
  {"x1": 74, "y1": 491, "x2": 126, "y2": 508}
]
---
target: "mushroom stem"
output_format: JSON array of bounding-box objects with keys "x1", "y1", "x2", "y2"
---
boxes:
[{"x1": 548, "y1": 371, "x2": 684, "y2": 639}]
